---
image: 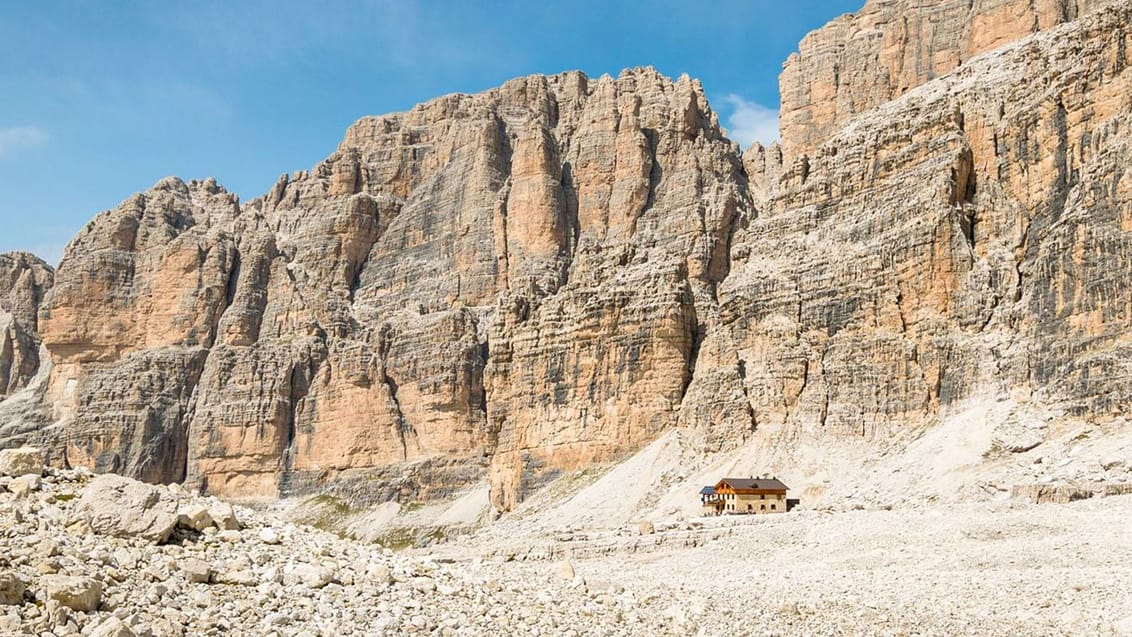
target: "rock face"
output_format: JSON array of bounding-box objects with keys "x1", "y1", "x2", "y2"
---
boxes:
[
  {"x1": 675, "y1": 1, "x2": 1132, "y2": 508},
  {"x1": 38, "y1": 177, "x2": 239, "y2": 484},
  {"x1": 8, "y1": 69, "x2": 742, "y2": 508},
  {"x1": 2, "y1": 1, "x2": 1131, "y2": 511},
  {"x1": 0, "y1": 253, "x2": 52, "y2": 399},
  {"x1": 778, "y1": 0, "x2": 1118, "y2": 158}
]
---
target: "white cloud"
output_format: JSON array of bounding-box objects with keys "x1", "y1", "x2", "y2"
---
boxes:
[
  {"x1": 0, "y1": 126, "x2": 49, "y2": 159},
  {"x1": 721, "y1": 95, "x2": 779, "y2": 148}
]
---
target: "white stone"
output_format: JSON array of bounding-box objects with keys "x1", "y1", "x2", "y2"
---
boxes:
[
  {"x1": 176, "y1": 503, "x2": 214, "y2": 532},
  {"x1": 0, "y1": 447, "x2": 44, "y2": 477},
  {"x1": 6, "y1": 477, "x2": 32, "y2": 498},
  {"x1": 78, "y1": 474, "x2": 181, "y2": 544},
  {"x1": 40, "y1": 575, "x2": 102, "y2": 612},
  {"x1": 88, "y1": 616, "x2": 137, "y2": 637},
  {"x1": 555, "y1": 560, "x2": 575, "y2": 581},
  {"x1": 293, "y1": 564, "x2": 335, "y2": 589},
  {"x1": 208, "y1": 502, "x2": 240, "y2": 530},
  {"x1": 179, "y1": 558, "x2": 212, "y2": 584},
  {"x1": 216, "y1": 570, "x2": 257, "y2": 586}
]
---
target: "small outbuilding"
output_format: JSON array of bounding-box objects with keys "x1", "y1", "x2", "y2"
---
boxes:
[{"x1": 701, "y1": 477, "x2": 789, "y2": 515}]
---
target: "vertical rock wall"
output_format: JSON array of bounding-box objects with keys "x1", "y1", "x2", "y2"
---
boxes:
[
  {"x1": 6, "y1": 69, "x2": 745, "y2": 508},
  {"x1": 2, "y1": 1, "x2": 1130, "y2": 511},
  {"x1": 680, "y1": 3, "x2": 1132, "y2": 473},
  {"x1": 778, "y1": 0, "x2": 1118, "y2": 158},
  {"x1": 0, "y1": 253, "x2": 53, "y2": 399}
]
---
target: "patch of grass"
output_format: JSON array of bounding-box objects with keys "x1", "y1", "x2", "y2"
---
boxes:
[
  {"x1": 295, "y1": 494, "x2": 355, "y2": 537},
  {"x1": 307, "y1": 494, "x2": 352, "y2": 515},
  {"x1": 401, "y1": 501, "x2": 424, "y2": 513},
  {"x1": 374, "y1": 527, "x2": 417, "y2": 551},
  {"x1": 53, "y1": 493, "x2": 77, "y2": 502}
]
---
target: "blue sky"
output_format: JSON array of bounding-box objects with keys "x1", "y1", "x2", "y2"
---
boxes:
[{"x1": 0, "y1": 1, "x2": 860, "y2": 264}]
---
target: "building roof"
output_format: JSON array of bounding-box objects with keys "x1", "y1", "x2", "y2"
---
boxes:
[
  {"x1": 715, "y1": 477, "x2": 789, "y2": 492},
  {"x1": 699, "y1": 486, "x2": 716, "y2": 495}
]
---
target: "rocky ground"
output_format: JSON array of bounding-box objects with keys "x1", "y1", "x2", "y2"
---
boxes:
[{"x1": 1, "y1": 446, "x2": 1131, "y2": 636}]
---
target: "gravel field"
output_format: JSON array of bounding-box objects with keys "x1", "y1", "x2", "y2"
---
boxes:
[
  {"x1": 500, "y1": 499, "x2": 1132, "y2": 636},
  {"x1": 1, "y1": 448, "x2": 1130, "y2": 637}
]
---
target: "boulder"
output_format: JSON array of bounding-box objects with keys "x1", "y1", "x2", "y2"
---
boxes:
[
  {"x1": 215, "y1": 569, "x2": 257, "y2": 586},
  {"x1": 179, "y1": 558, "x2": 212, "y2": 584},
  {"x1": 0, "y1": 572, "x2": 25, "y2": 605},
  {"x1": 208, "y1": 502, "x2": 240, "y2": 530},
  {"x1": 291, "y1": 564, "x2": 335, "y2": 589},
  {"x1": 7, "y1": 476, "x2": 32, "y2": 498},
  {"x1": 89, "y1": 616, "x2": 137, "y2": 637},
  {"x1": 176, "y1": 503, "x2": 214, "y2": 532},
  {"x1": 78, "y1": 474, "x2": 181, "y2": 544},
  {"x1": 0, "y1": 447, "x2": 44, "y2": 477},
  {"x1": 366, "y1": 563, "x2": 392, "y2": 586},
  {"x1": 258, "y1": 527, "x2": 281, "y2": 545},
  {"x1": 40, "y1": 575, "x2": 102, "y2": 612}
]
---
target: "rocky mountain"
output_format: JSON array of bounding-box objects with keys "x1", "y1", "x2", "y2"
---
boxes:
[{"x1": 1, "y1": 0, "x2": 1130, "y2": 512}]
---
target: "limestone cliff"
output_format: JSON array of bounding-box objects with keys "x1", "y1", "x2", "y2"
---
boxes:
[
  {"x1": 779, "y1": 0, "x2": 1118, "y2": 158},
  {"x1": 2, "y1": 1, "x2": 1130, "y2": 511},
  {"x1": 9, "y1": 69, "x2": 744, "y2": 507},
  {"x1": 685, "y1": 0, "x2": 1132, "y2": 484},
  {"x1": 0, "y1": 253, "x2": 53, "y2": 399}
]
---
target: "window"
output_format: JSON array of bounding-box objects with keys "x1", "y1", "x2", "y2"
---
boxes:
[
  {"x1": 771, "y1": 504, "x2": 776, "y2": 511},
  {"x1": 760, "y1": 504, "x2": 766, "y2": 511}
]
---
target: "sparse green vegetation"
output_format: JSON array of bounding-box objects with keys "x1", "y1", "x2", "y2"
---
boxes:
[
  {"x1": 374, "y1": 527, "x2": 417, "y2": 551},
  {"x1": 293, "y1": 494, "x2": 356, "y2": 537},
  {"x1": 308, "y1": 494, "x2": 352, "y2": 515}
]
